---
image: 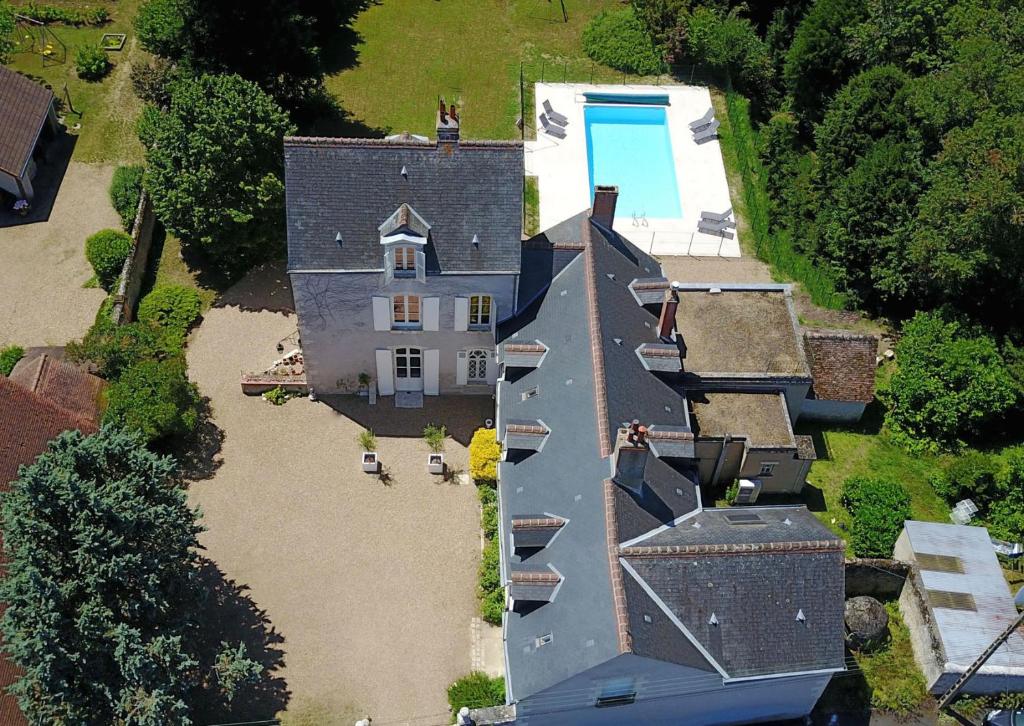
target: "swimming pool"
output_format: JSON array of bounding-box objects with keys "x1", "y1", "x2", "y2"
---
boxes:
[{"x1": 584, "y1": 104, "x2": 682, "y2": 220}]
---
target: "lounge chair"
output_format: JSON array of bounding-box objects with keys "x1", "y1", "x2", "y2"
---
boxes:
[
  {"x1": 699, "y1": 207, "x2": 733, "y2": 223},
  {"x1": 697, "y1": 217, "x2": 734, "y2": 233},
  {"x1": 539, "y1": 113, "x2": 566, "y2": 139},
  {"x1": 697, "y1": 223, "x2": 735, "y2": 239},
  {"x1": 693, "y1": 119, "x2": 720, "y2": 143},
  {"x1": 543, "y1": 100, "x2": 569, "y2": 127},
  {"x1": 688, "y1": 108, "x2": 715, "y2": 131}
]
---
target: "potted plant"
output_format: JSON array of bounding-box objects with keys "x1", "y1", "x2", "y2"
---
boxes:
[
  {"x1": 357, "y1": 371, "x2": 371, "y2": 397},
  {"x1": 358, "y1": 429, "x2": 378, "y2": 473},
  {"x1": 424, "y1": 423, "x2": 446, "y2": 474}
]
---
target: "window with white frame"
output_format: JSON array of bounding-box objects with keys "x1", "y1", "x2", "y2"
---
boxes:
[
  {"x1": 392, "y1": 294, "x2": 421, "y2": 328},
  {"x1": 394, "y1": 246, "x2": 416, "y2": 276},
  {"x1": 467, "y1": 349, "x2": 488, "y2": 383},
  {"x1": 469, "y1": 295, "x2": 492, "y2": 328},
  {"x1": 758, "y1": 462, "x2": 777, "y2": 477}
]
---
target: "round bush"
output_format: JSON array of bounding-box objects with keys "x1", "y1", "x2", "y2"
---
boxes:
[
  {"x1": 75, "y1": 42, "x2": 110, "y2": 81},
  {"x1": 85, "y1": 229, "x2": 133, "y2": 290},
  {"x1": 841, "y1": 476, "x2": 911, "y2": 558},
  {"x1": 137, "y1": 285, "x2": 202, "y2": 343},
  {"x1": 582, "y1": 7, "x2": 666, "y2": 76},
  {"x1": 0, "y1": 345, "x2": 25, "y2": 376},
  {"x1": 109, "y1": 165, "x2": 145, "y2": 231},
  {"x1": 103, "y1": 358, "x2": 200, "y2": 443},
  {"x1": 447, "y1": 672, "x2": 505, "y2": 714}
]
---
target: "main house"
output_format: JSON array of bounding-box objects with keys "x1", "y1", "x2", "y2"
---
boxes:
[{"x1": 284, "y1": 101, "x2": 522, "y2": 398}]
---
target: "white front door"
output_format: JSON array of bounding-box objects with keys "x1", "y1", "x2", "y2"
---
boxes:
[
  {"x1": 467, "y1": 349, "x2": 488, "y2": 384},
  {"x1": 394, "y1": 347, "x2": 423, "y2": 392}
]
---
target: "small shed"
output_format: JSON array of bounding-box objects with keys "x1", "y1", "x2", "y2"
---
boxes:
[
  {"x1": 0, "y1": 65, "x2": 59, "y2": 203},
  {"x1": 800, "y1": 330, "x2": 878, "y2": 423},
  {"x1": 894, "y1": 521, "x2": 1024, "y2": 695}
]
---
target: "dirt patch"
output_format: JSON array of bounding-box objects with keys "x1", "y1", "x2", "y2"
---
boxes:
[{"x1": 658, "y1": 254, "x2": 773, "y2": 284}]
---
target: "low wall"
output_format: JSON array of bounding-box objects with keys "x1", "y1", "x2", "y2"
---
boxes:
[
  {"x1": 110, "y1": 189, "x2": 156, "y2": 325},
  {"x1": 844, "y1": 558, "x2": 910, "y2": 599},
  {"x1": 240, "y1": 373, "x2": 308, "y2": 396}
]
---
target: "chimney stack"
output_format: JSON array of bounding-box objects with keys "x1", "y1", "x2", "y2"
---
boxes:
[
  {"x1": 437, "y1": 96, "x2": 460, "y2": 146},
  {"x1": 657, "y1": 288, "x2": 679, "y2": 341},
  {"x1": 591, "y1": 185, "x2": 618, "y2": 230}
]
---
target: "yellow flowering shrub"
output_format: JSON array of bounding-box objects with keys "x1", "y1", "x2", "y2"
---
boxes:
[{"x1": 469, "y1": 427, "x2": 501, "y2": 482}]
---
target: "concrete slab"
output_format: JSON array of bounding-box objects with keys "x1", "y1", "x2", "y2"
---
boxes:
[{"x1": 525, "y1": 83, "x2": 739, "y2": 257}]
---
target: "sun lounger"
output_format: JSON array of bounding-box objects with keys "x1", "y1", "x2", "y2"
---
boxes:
[
  {"x1": 688, "y1": 108, "x2": 715, "y2": 131},
  {"x1": 693, "y1": 119, "x2": 720, "y2": 143},
  {"x1": 697, "y1": 218, "x2": 734, "y2": 233},
  {"x1": 697, "y1": 223, "x2": 735, "y2": 239},
  {"x1": 539, "y1": 113, "x2": 566, "y2": 139},
  {"x1": 543, "y1": 100, "x2": 569, "y2": 127},
  {"x1": 699, "y1": 208, "x2": 733, "y2": 223}
]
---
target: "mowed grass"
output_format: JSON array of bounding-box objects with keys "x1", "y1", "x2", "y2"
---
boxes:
[
  {"x1": 324, "y1": 0, "x2": 621, "y2": 139},
  {"x1": 6, "y1": 0, "x2": 145, "y2": 164}
]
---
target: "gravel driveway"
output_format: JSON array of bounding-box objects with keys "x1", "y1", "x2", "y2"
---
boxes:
[
  {"x1": 0, "y1": 159, "x2": 114, "y2": 347},
  {"x1": 187, "y1": 285, "x2": 489, "y2": 725}
]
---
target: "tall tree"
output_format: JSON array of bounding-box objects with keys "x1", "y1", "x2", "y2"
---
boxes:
[
  {"x1": 0, "y1": 2, "x2": 16, "y2": 64},
  {"x1": 847, "y1": 0, "x2": 950, "y2": 74},
  {"x1": 0, "y1": 427, "x2": 203, "y2": 723},
  {"x1": 140, "y1": 73, "x2": 295, "y2": 274}
]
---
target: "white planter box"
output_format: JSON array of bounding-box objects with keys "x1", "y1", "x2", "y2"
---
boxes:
[
  {"x1": 362, "y1": 452, "x2": 379, "y2": 473},
  {"x1": 427, "y1": 453, "x2": 445, "y2": 475}
]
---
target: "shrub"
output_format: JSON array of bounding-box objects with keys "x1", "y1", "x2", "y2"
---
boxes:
[
  {"x1": 109, "y1": 165, "x2": 144, "y2": 231},
  {"x1": 357, "y1": 429, "x2": 376, "y2": 452},
  {"x1": 75, "y1": 42, "x2": 110, "y2": 81},
  {"x1": 130, "y1": 57, "x2": 179, "y2": 107},
  {"x1": 469, "y1": 428, "x2": 501, "y2": 483},
  {"x1": 478, "y1": 536, "x2": 503, "y2": 625},
  {"x1": 841, "y1": 476, "x2": 911, "y2": 558},
  {"x1": 447, "y1": 672, "x2": 505, "y2": 714},
  {"x1": 137, "y1": 284, "x2": 202, "y2": 346},
  {"x1": 103, "y1": 358, "x2": 201, "y2": 443},
  {"x1": 263, "y1": 387, "x2": 289, "y2": 406},
  {"x1": 582, "y1": 7, "x2": 666, "y2": 76},
  {"x1": 477, "y1": 481, "x2": 497, "y2": 507},
  {"x1": 0, "y1": 4, "x2": 15, "y2": 64},
  {"x1": 676, "y1": 7, "x2": 775, "y2": 94},
  {"x1": 85, "y1": 229, "x2": 133, "y2": 290},
  {"x1": 932, "y1": 450, "x2": 1000, "y2": 505},
  {"x1": 18, "y1": 2, "x2": 109, "y2": 25},
  {"x1": 0, "y1": 345, "x2": 24, "y2": 376},
  {"x1": 66, "y1": 319, "x2": 168, "y2": 380},
  {"x1": 481, "y1": 501, "x2": 498, "y2": 541},
  {"x1": 423, "y1": 423, "x2": 446, "y2": 453}
]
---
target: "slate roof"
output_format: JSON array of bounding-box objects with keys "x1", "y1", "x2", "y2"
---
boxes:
[
  {"x1": 804, "y1": 330, "x2": 879, "y2": 403},
  {"x1": 0, "y1": 66, "x2": 53, "y2": 178},
  {"x1": 8, "y1": 354, "x2": 106, "y2": 426},
  {"x1": 612, "y1": 449, "x2": 700, "y2": 544},
  {"x1": 284, "y1": 137, "x2": 523, "y2": 274}
]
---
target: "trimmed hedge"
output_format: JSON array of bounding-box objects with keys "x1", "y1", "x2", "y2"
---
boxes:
[
  {"x1": 841, "y1": 476, "x2": 911, "y2": 558},
  {"x1": 137, "y1": 285, "x2": 202, "y2": 347},
  {"x1": 469, "y1": 427, "x2": 500, "y2": 482},
  {"x1": 18, "y1": 2, "x2": 109, "y2": 26},
  {"x1": 103, "y1": 357, "x2": 201, "y2": 443},
  {"x1": 109, "y1": 165, "x2": 144, "y2": 231},
  {"x1": 478, "y1": 536, "x2": 504, "y2": 625},
  {"x1": 85, "y1": 229, "x2": 132, "y2": 290},
  {"x1": 582, "y1": 7, "x2": 666, "y2": 76},
  {"x1": 447, "y1": 672, "x2": 505, "y2": 714},
  {"x1": 0, "y1": 345, "x2": 25, "y2": 376}
]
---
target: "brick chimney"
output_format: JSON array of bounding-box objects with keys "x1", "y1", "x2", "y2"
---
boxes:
[
  {"x1": 591, "y1": 185, "x2": 618, "y2": 230},
  {"x1": 657, "y1": 288, "x2": 679, "y2": 341},
  {"x1": 437, "y1": 96, "x2": 460, "y2": 145}
]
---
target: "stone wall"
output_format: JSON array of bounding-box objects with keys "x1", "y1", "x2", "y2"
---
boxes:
[
  {"x1": 844, "y1": 558, "x2": 910, "y2": 599},
  {"x1": 110, "y1": 190, "x2": 156, "y2": 326}
]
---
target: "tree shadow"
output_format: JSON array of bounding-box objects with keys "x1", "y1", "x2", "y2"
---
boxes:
[
  {"x1": 292, "y1": 86, "x2": 390, "y2": 138},
  {"x1": 212, "y1": 260, "x2": 295, "y2": 314},
  {"x1": 0, "y1": 132, "x2": 76, "y2": 228},
  {"x1": 167, "y1": 397, "x2": 225, "y2": 483},
  {"x1": 319, "y1": 394, "x2": 493, "y2": 445},
  {"x1": 191, "y1": 559, "x2": 290, "y2": 723}
]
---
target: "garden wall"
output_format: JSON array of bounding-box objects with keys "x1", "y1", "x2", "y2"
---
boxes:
[
  {"x1": 109, "y1": 190, "x2": 155, "y2": 325},
  {"x1": 844, "y1": 558, "x2": 910, "y2": 600}
]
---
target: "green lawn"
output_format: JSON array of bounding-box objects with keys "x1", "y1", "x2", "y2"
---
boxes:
[
  {"x1": 324, "y1": 0, "x2": 627, "y2": 140},
  {"x1": 6, "y1": 0, "x2": 145, "y2": 164}
]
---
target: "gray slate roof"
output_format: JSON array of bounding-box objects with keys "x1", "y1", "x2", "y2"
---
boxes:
[
  {"x1": 612, "y1": 449, "x2": 700, "y2": 544},
  {"x1": 284, "y1": 137, "x2": 523, "y2": 273}
]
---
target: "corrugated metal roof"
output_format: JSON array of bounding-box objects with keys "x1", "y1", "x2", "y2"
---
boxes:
[{"x1": 904, "y1": 521, "x2": 1024, "y2": 669}]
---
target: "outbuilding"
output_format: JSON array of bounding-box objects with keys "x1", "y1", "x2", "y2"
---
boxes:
[{"x1": 0, "y1": 65, "x2": 59, "y2": 204}]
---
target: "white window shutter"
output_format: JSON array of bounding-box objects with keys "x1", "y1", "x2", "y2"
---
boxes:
[
  {"x1": 423, "y1": 297, "x2": 440, "y2": 331},
  {"x1": 456, "y1": 351, "x2": 468, "y2": 386},
  {"x1": 415, "y1": 249, "x2": 426, "y2": 283},
  {"x1": 424, "y1": 349, "x2": 440, "y2": 395},
  {"x1": 384, "y1": 247, "x2": 395, "y2": 285},
  {"x1": 375, "y1": 349, "x2": 394, "y2": 396},
  {"x1": 372, "y1": 296, "x2": 390, "y2": 331},
  {"x1": 454, "y1": 297, "x2": 469, "y2": 331},
  {"x1": 486, "y1": 349, "x2": 498, "y2": 385},
  {"x1": 490, "y1": 298, "x2": 498, "y2": 334}
]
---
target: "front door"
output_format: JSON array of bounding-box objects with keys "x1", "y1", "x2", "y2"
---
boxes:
[
  {"x1": 467, "y1": 349, "x2": 488, "y2": 384},
  {"x1": 394, "y1": 347, "x2": 423, "y2": 392}
]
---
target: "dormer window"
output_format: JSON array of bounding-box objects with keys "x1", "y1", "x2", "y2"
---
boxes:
[
  {"x1": 394, "y1": 246, "x2": 417, "y2": 276},
  {"x1": 380, "y1": 204, "x2": 429, "y2": 284}
]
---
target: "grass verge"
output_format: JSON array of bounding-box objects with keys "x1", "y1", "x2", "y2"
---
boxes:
[{"x1": 523, "y1": 176, "x2": 539, "y2": 236}]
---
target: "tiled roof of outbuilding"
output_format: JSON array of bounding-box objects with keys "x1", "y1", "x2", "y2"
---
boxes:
[
  {"x1": 804, "y1": 330, "x2": 879, "y2": 403},
  {"x1": 0, "y1": 65, "x2": 54, "y2": 178},
  {"x1": 8, "y1": 354, "x2": 106, "y2": 426}
]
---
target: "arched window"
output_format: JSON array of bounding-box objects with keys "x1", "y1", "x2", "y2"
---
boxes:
[
  {"x1": 467, "y1": 349, "x2": 488, "y2": 383},
  {"x1": 392, "y1": 294, "x2": 421, "y2": 328}
]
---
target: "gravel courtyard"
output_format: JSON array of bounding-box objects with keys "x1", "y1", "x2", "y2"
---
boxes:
[
  {"x1": 187, "y1": 276, "x2": 490, "y2": 725},
  {"x1": 0, "y1": 157, "x2": 113, "y2": 347}
]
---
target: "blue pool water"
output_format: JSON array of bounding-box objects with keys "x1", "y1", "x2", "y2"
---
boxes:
[{"x1": 584, "y1": 104, "x2": 682, "y2": 220}]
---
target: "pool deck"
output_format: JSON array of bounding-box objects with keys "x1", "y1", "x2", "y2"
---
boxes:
[{"x1": 525, "y1": 83, "x2": 740, "y2": 257}]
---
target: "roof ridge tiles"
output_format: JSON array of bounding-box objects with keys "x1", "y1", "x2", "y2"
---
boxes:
[
  {"x1": 604, "y1": 479, "x2": 632, "y2": 654},
  {"x1": 582, "y1": 217, "x2": 613, "y2": 458},
  {"x1": 511, "y1": 516, "x2": 564, "y2": 529},
  {"x1": 622, "y1": 539, "x2": 845, "y2": 557},
  {"x1": 284, "y1": 135, "x2": 523, "y2": 149},
  {"x1": 510, "y1": 569, "x2": 561, "y2": 584}
]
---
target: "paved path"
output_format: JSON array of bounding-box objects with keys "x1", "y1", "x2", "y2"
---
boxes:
[
  {"x1": 187, "y1": 291, "x2": 487, "y2": 725},
  {"x1": 0, "y1": 161, "x2": 113, "y2": 347}
]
